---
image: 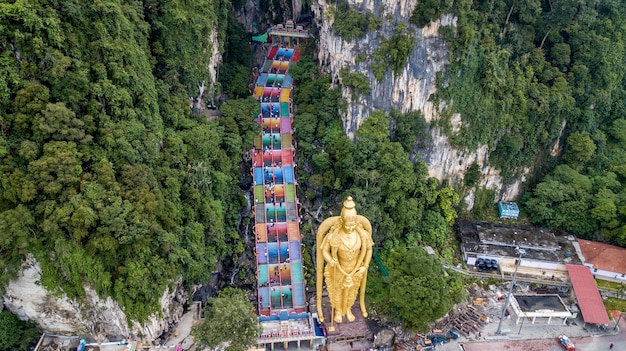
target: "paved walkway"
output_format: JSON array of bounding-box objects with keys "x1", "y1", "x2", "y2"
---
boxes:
[
  {"x1": 443, "y1": 264, "x2": 570, "y2": 288},
  {"x1": 163, "y1": 303, "x2": 198, "y2": 349}
]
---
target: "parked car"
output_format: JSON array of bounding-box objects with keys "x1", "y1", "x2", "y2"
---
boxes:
[
  {"x1": 558, "y1": 335, "x2": 575, "y2": 350},
  {"x1": 476, "y1": 258, "x2": 500, "y2": 271},
  {"x1": 447, "y1": 329, "x2": 460, "y2": 340}
]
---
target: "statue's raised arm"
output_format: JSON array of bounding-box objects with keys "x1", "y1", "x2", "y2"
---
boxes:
[{"x1": 316, "y1": 196, "x2": 373, "y2": 324}]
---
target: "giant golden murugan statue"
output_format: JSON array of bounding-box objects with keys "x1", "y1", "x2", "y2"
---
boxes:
[{"x1": 316, "y1": 196, "x2": 373, "y2": 324}]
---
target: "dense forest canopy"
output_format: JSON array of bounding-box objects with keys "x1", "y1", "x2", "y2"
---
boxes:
[
  {"x1": 331, "y1": 0, "x2": 626, "y2": 246},
  {"x1": 431, "y1": 0, "x2": 626, "y2": 245},
  {"x1": 0, "y1": 0, "x2": 258, "y2": 323}
]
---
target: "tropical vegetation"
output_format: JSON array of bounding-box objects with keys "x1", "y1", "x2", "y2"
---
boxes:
[
  {"x1": 0, "y1": 0, "x2": 256, "y2": 323},
  {"x1": 290, "y1": 50, "x2": 465, "y2": 330},
  {"x1": 431, "y1": 0, "x2": 626, "y2": 245},
  {"x1": 191, "y1": 288, "x2": 260, "y2": 351},
  {"x1": 0, "y1": 310, "x2": 40, "y2": 351},
  {"x1": 1, "y1": 0, "x2": 625, "y2": 340},
  {"x1": 327, "y1": 0, "x2": 626, "y2": 247}
]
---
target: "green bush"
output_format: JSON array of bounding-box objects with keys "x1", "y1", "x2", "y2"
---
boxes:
[
  {"x1": 355, "y1": 52, "x2": 367, "y2": 64},
  {"x1": 371, "y1": 25, "x2": 414, "y2": 81},
  {"x1": 464, "y1": 163, "x2": 481, "y2": 187},
  {"x1": 472, "y1": 187, "x2": 497, "y2": 220},
  {"x1": 339, "y1": 68, "x2": 371, "y2": 97},
  {"x1": 331, "y1": 3, "x2": 369, "y2": 41},
  {"x1": 0, "y1": 311, "x2": 40, "y2": 351},
  {"x1": 409, "y1": 0, "x2": 447, "y2": 27}
]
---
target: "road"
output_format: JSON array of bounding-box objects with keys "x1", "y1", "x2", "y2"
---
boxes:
[
  {"x1": 459, "y1": 335, "x2": 624, "y2": 351},
  {"x1": 441, "y1": 312, "x2": 626, "y2": 351}
]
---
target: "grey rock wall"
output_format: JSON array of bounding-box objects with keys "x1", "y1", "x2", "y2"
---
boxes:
[
  {"x1": 313, "y1": 0, "x2": 526, "y2": 205},
  {"x1": 3, "y1": 256, "x2": 186, "y2": 343}
]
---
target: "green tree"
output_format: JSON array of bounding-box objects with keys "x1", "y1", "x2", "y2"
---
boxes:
[
  {"x1": 339, "y1": 68, "x2": 370, "y2": 98},
  {"x1": 563, "y1": 131, "x2": 596, "y2": 170},
  {"x1": 371, "y1": 24, "x2": 415, "y2": 80},
  {"x1": 524, "y1": 165, "x2": 596, "y2": 236},
  {"x1": 391, "y1": 109, "x2": 427, "y2": 153},
  {"x1": 145, "y1": 0, "x2": 229, "y2": 94},
  {"x1": 464, "y1": 162, "x2": 481, "y2": 187},
  {"x1": 0, "y1": 310, "x2": 40, "y2": 351},
  {"x1": 219, "y1": 14, "x2": 254, "y2": 98},
  {"x1": 330, "y1": 3, "x2": 369, "y2": 41},
  {"x1": 369, "y1": 246, "x2": 458, "y2": 331},
  {"x1": 191, "y1": 288, "x2": 260, "y2": 351},
  {"x1": 550, "y1": 43, "x2": 571, "y2": 69},
  {"x1": 409, "y1": 0, "x2": 447, "y2": 28}
]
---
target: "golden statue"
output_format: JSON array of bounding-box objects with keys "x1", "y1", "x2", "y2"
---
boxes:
[{"x1": 316, "y1": 196, "x2": 373, "y2": 324}]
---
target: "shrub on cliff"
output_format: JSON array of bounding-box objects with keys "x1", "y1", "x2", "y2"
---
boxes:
[{"x1": 0, "y1": 310, "x2": 40, "y2": 351}]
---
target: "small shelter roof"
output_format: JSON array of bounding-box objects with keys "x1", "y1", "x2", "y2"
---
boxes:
[{"x1": 566, "y1": 264, "x2": 610, "y2": 325}]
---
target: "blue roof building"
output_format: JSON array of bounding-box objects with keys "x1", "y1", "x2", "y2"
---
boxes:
[{"x1": 498, "y1": 201, "x2": 520, "y2": 219}]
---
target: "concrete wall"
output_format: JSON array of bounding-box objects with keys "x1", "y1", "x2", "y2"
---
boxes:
[{"x1": 590, "y1": 267, "x2": 626, "y2": 284}]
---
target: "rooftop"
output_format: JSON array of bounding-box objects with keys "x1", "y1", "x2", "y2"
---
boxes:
[
  {"x1": 458, "y1": 220, "x2": 581, "y2": 264},
  {"x1": 577, "y1": 238, "x2": 626, "y2": 275},
  {"x1": 566, "y1": 264, "x2": 610, "y2": 325},
  {"x1": 512, "y1": 294, "x2": 569, "y2": 313}
]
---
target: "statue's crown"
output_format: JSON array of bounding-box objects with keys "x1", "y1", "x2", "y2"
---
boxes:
[{"x1": 343, "y1": 196, "x2": 356, "y2": 210}]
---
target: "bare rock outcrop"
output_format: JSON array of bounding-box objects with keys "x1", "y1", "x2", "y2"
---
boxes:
[{"x1": 3, "y1": 256, "x2": 186, "y2": 343}]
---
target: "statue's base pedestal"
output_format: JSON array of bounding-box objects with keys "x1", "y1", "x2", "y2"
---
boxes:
[{"x1": 319, "y1": 305, "x2": 372, "y2": 351}]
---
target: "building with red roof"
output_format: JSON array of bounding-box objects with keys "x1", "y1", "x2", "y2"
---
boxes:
[{"x1": 576, "y1": 239, "x2": 626, "y2": 283}]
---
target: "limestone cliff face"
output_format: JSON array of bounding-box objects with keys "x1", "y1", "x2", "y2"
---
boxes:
[
  {"x1": 312, "y1": 0, "x2": 525, "y2": 204},
  {"x1": 3, "y1": 257, "x2": 186, "y2": 343},
  {"x1": 193, "y1": 26, "x2": 222, "y2": 111}
]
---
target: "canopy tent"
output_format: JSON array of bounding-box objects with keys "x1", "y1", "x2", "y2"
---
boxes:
[
  {"x1": 280, "y1": 102, "x2": 290, "y2": 117},
  {"x1": 266, "y1": 73, "x2": 285, "y2": 86},
  {"x1": 280, "y1": 88, "x2": 292, "y2": 103},
  {"x1": 252, "y1": 32, "x2": 268, "y2": 43}
]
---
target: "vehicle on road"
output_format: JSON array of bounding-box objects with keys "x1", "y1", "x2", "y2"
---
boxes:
[{"x1": 558, "y1": 335, "x2": 575, "y2": 350}]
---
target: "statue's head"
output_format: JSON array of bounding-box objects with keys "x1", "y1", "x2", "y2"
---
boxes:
[{"x1": 340, "y1": 196, "x2": 358, "y2": 233}]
